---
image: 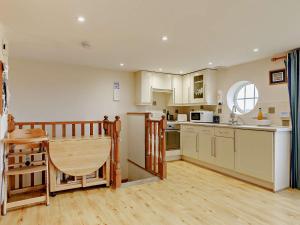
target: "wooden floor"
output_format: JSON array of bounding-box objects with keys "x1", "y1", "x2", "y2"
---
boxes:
[{"x1": 1, "y1": 160, "x2": 300, "y2": 225}]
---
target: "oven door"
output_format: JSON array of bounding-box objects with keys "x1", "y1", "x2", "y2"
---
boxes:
[
  {"x1": 190, "y1": 112, "x2": 201, "y2": 122},
  {"x1": 166, "y1": 130, "x2": 180, "y2": 151}
]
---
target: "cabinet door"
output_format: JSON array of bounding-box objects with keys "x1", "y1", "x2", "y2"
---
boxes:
[
  {"x1": 214, "y1": 137, "x2": 234, "y2": 170},
  {"x1": 135, "y1": 71, "x2": 152, "y2": 105},
  {"x1": 235, "y1": 130, "x2": 273, "y2": 182},
  {"x1": 198, "y1": 132, "x2": 214, "y2": 164},
  {"x1": 190, "y1": 72, "x2": 204, "y2": 103},
  {"x1": 151, "y1": 73, "x2": 172, "y2": 90},
  {"x1": 181, "y1": 131, "x2": 198, "y2": 159},
  {"x1": 182, "y1": 75, "x2": 191, "y2": 104},
  {"x1": 172, "y1": 75, "x2": 182, "y2": 105}
]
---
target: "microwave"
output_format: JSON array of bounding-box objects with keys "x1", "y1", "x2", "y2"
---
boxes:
[{"x1": 190, "y1": 111, "x2": 213, "y2": 123}]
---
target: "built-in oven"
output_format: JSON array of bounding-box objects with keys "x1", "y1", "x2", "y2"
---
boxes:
[{"x1": 166, "y1": 123, "x2": 180, "y2": 151}]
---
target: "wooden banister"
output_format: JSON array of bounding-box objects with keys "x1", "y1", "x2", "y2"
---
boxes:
[
  {"x1": 9, "y1": 114, "x2": 122, "y2": 190},
  {"x1": 145, "y1": 115, "x2": 167, "y2": 179}
]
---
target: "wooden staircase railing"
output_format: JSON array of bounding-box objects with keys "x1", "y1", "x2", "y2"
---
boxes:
[
  {"x1": 145, "y1": 115, "x2": 167, "y2": 179},
  {"x1": 8, "y1": 115, "x2": 121, "y2": 189}
]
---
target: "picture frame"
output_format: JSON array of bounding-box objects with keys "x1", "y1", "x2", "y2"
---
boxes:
[{"x1": 269, "y1": 69, "x2": 287, "y2": 85}]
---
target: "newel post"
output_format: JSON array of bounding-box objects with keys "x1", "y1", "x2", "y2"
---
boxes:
[
  {"x1": 159, "y1": 115, "x2": 167, "y2": 179},
  {"x1": 103, "y1": 115, "x2": 109, "y2": 135},
  {"x1": 145, "y1": 113, "x2": 150, "y2": 171},
  {"x1": 112, "y1": 116, "x2": 121, "y2": 189}
]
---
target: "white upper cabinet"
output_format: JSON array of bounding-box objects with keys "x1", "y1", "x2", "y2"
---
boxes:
[
  {"x1": 135, "y1": 71, "x2": 153, "y2": 105},
  {"x1": 151, "y1": 73, "x2": 172, "y2": 90},
  {"x1": 182, "y1": 74, "x2": 191, "y2": 104},
  {"x1": 190, "y1": 70, "x2": 217, "y2": 105},
  {"x1": 171, "y1": 75, "x2": 183, "y2": 105}
]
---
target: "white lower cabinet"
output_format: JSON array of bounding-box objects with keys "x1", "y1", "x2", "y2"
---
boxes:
[
  {"x1": 181, "y1": 130, "x2": 198, "y2": 159},
  {"x1": 235, "y1": 129, "x2": 273, "y2": 182},
  {"x1": 214, "y1": 136, "x2": 234, "y2": 170},
  {"x1": 180, "y1": 124, "x2": 290, "y2": 191},
  {"x1": 197, "y1": 128, "x2": 214, "y2": 164}
]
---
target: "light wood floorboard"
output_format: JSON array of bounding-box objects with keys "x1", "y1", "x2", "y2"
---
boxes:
[{"x1": 1, "y1": 160, "x2": 300, "y2": 225}]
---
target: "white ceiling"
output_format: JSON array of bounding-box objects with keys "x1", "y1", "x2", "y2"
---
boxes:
[{"x1": 1, "y1": 0, "x2": 300, "y2": 73}]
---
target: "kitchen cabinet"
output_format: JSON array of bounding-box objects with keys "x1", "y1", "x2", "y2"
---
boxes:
[
  {"x1": 214, "y1": 136, "x2": 235, "y2": 170},
  {"x1": 151, "y1": 73, "x2": 172, "y2": 90},
  {"x1": 182, "y1": 74, "x2": 191, "y2": 104},
  {"x1": 190, "y1": 70, "x2": 217, "y2": 105},
  {"x1": 181, "y1": 124, "x2": 290, "y2": 191},
  {"x1": 171, "y1": 75, "x2": 183, "y2": 105},
  {"x1": 235, "y1": 129, "x2": 273, "y2": 182},
  {"x1": 181, "y1": 126, "x2": 198, "y2": 159},
  {"x1": 197, "y1": 127, "x2": 214, "y2": 164},
  {"x1": 135, "y1": 71, "x2": 152, "y2": 105}
]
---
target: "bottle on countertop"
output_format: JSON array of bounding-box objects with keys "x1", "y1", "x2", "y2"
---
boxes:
[
  {"x1": 257, "y1": 108, "x2": 263, "y2": 120},
  {"x1": 166, "y1": 110, "x2": 170, "y2": 121}
]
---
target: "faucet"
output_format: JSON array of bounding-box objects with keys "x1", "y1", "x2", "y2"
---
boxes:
[{"x1": 229, "y1": 105, "x2": 238, "y2": 125}]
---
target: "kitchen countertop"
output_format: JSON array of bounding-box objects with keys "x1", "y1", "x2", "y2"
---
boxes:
[{"x1": 171, "y1": 121, "x2": 291, "y2": 132}]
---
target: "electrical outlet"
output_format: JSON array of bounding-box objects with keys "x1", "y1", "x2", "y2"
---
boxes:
[{"x1": 152, "y1": 100, "x2": 157, "y2": 106}]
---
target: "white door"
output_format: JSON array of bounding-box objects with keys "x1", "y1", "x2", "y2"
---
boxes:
[
  {"x1": 214, "y1": 136, "x2": 234, "y2": 170},
  {"x1": 140, "y1": 72, "x2": 152, "y2": 104},
  {"x1": 172, "y1": 75, "x2": 183, "y2": 105},
  {"x1": 181, "y1": 131, "x2": 198, "y2": 159},
  {"x1": 182, "y1": 74, "x2": 191, "y2": 104},
  {"x1": 190, "y1": 72, "x2": 205, "y2": 104},
  {"x1": 151, "y1": 73, "x2": 172, "y2": 90},
  {"x1": 235, "y1": 129, "x2": 273, "y2": 182},
  {"x1": 197, "y1": 132, "x2": 214, "y2": 164}
]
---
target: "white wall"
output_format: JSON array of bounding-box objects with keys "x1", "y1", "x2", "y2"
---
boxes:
[
  {"x1": 9, "y1": 58, "x2": 143, "y2": 179},
  {"x1": 216, "y1": 57, "x2": 289, "y2": 125}
]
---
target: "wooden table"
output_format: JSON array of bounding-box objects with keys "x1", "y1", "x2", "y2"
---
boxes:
[{"x1": 48, "y1": 135, "x2": 112, "y2": 193}]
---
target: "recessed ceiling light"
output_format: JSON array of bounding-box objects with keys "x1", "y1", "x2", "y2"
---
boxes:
[
  {"x1": 179, "y1": 71, "x2": 183, "y2": 74},
  {"x1": 77, "y1": 16, "x2": 85, "y2": 23},
  {"x1": 120, "y1": 63, "x2": 124, "y2": 67},
  {"x1": 208, "y1": 62, "x2": 213, "y2": 65},
  {"x1": 162, "y1": 36, "x2": 168, "y2": 41},
  {"x1": 159, "y1": 68, "x2": 162, "y2": 72},
  {"x1": 253, "y1": 48, "x2": 259, "y2": 52}
]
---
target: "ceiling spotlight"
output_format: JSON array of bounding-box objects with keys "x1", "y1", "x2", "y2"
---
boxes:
[
  {"x1": 77, "y1": 16, "x2": 85, "y2": 23},
  {"x1": 208, "y1": 62, "x2": 213, "y2": 65},
  {"x1": 159, "y1": 68, "x2": 163, "y2": 72},
  {"x1": 179, "y1": 71, "x2": 183, "y2": 74},
  {"x1": 253, "y1": 48, "x2": 259, "y2": 52},
  {"x1": 162, "y1": 36, "x2": 168, "y2": 41},
  {"x1": 120, "y1": 63, "x2": 125, "y2": 67}
]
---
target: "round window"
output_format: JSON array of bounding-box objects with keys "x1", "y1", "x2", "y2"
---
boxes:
[{"x1": 227, "y1": 81, "x2": 259, "y2": 115}]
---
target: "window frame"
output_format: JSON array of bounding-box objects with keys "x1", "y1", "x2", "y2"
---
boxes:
[{"x1": 233, "y1": 82, "x2": 259, "y2": 114}]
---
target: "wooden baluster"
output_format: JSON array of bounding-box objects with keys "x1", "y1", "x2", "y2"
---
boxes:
[
  {"x1": 62, "y1": 124, "x2": 66, "y2": 137},
  {"x1": 42, "y1": 123, "x2": 46, "y2": 131},
  {"x1": 52, "y1": 124, "x2": 56, "y2": 138},
  {"x1": 149, "y1": 121, "x2": 153, "y2": 173},
  {"x1": 98, "y1": 122, "x2": 102, "y2": 135},
  {"x1": 72, "y1": 124, "x2": 76, "y2": 137},
  {"x1": 153, "y1": 122, "x2": 157, "y2": 173},
  {"x1": 145, "y1": 118, "x2": 150, "y2": 171},
  {"x1": 112, "y1": 116, "x2": 121, "y2": 189},
  {"x1": 81, "y1": 123, "x2": 85, "y2": 136},
  {"x1": 90, "y1": 123, "x2": 94, "y2": 136},
  {"x1": 18, "y1": 124, "x2": 23, "y2": 188},
  {"x1": 30, "y1": 123, "x2": 35, "y2": 186},
  {"x1": 103, "y1": 116, "x2": 109, "y2": 135},
  {"x1": 159, "y1": 115, "x2": 167, "y2": 179}
]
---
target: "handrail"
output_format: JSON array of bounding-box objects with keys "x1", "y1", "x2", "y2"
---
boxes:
[{"x1": 8, "y1": 114, "x2": 121, "y2": 189}]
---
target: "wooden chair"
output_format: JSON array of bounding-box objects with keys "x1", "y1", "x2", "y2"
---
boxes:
[{"x1": 2, "y1": 128, "x2": 49, "y2": 215}]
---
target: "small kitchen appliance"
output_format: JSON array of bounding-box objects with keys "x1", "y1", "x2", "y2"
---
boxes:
[{"x1": 190, "y1": 111, "x2": 213, "y2": 123}]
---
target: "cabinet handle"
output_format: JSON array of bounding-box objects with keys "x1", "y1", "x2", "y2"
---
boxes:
[
  {"x1": 196, "y1": 135, "x2": 199, "y2": 152},
  {"x1": 214, "y1": 137, "x2": 216, "y2": 157}
]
